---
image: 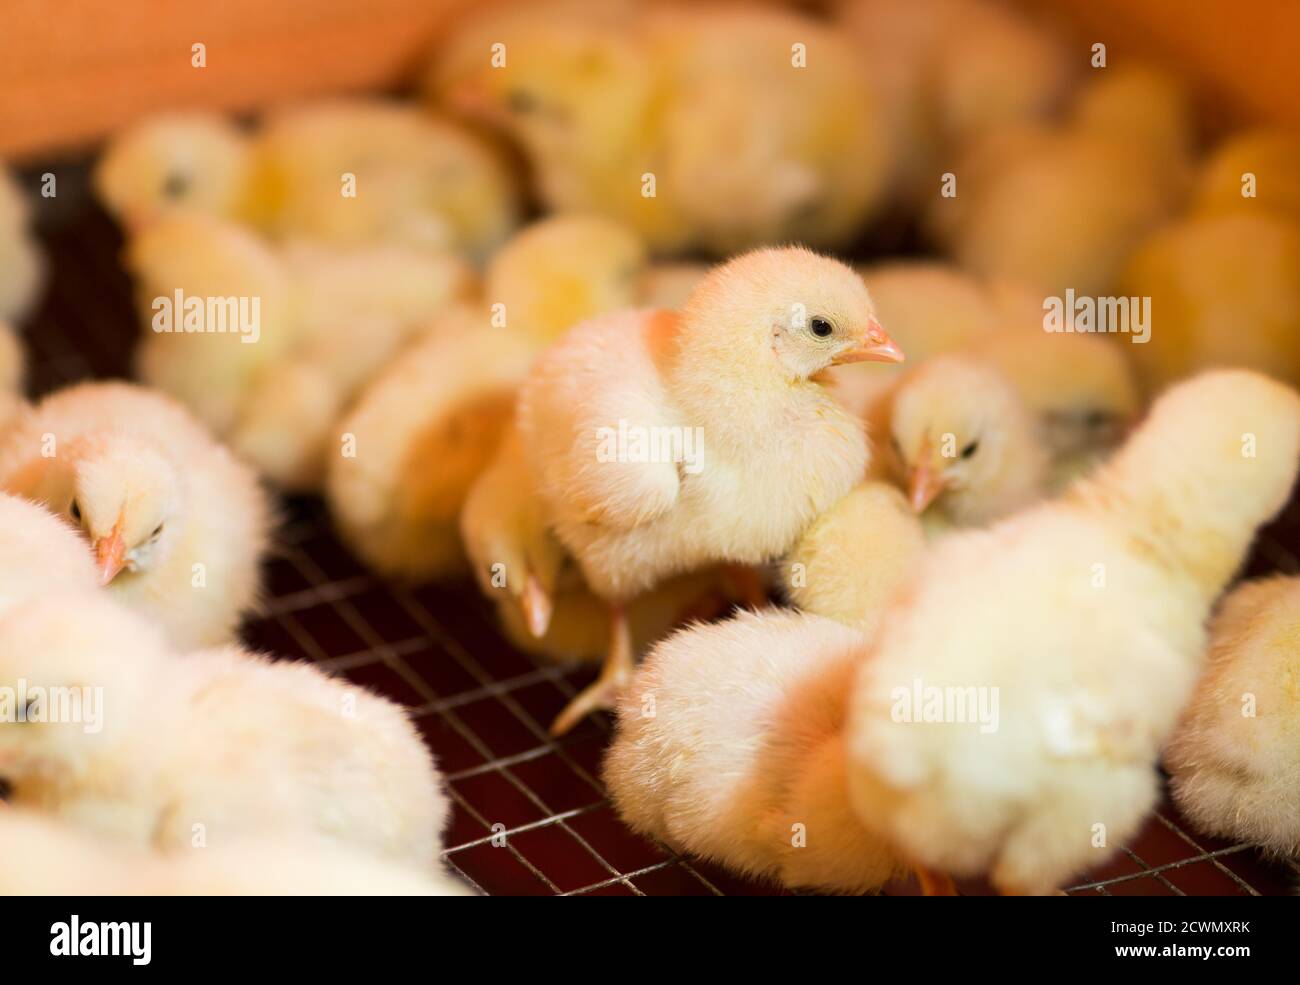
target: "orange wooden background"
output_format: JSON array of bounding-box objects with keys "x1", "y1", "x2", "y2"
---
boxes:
[{"x1": 0, "y1": 0, "x2": 1296, "y2": 160}]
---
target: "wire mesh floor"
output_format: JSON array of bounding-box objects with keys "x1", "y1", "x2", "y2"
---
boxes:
[{"x1": 17, "y1": 165, "x2": 1300, "y2": 896}]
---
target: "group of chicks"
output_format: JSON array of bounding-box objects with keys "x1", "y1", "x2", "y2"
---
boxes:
[{"x1": 1, "y1": 0, "x2": 1299, "y2": 895}]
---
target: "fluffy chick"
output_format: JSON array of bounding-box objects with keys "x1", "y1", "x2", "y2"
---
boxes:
[
  {"x1": 95, "y1": 101, "x2": 518, "y2": 258},
  {"x1": 0, "y1": 493, "x2": 99, "y2": 613},
  {"x1": 328, "y1": 215, "x2": 648, "y2": 580},
  {"x1": 1166, "y1": 576, "x2": 1300, "y2": 857},
  {"x1": 847, "y1": 369, "x2": 1300, "y2": 894},
  {"x1": 0, "y1": 591, "x2": 448, "y2": 867},
  {"x1": 519, "y1": 246, "x2": 904, "y2": 732},
  {"x1": 1192, "y1": 128, "x2": 1300, "y2": 225},
  {"x1": 876, "y1": 356, "x2": 1047, "y2": 529},
  {"x1": 432, "y1": 0, "x2": 894, "y2": 255},
  {"x1": 0, "y1": 812, "x2": 472, "y2": 896},
  {"x1": 605, "y1": 608, "x2": 905, "y2": 893},
  {"x1": 0, "y1": 164, "x2": 45, "y2": 323},
  {"x1": 0, "y1": 382, "x2": 270, "y2": 649},
  {"x1": 1119, "y1": 211, "x2": 1300, "y2": 392},
  {"x1": 782, "y1": 480, "x2": 925, "y2": 633}
]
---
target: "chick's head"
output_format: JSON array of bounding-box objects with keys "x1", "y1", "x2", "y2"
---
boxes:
[
  {"x1": 64, "y1": 436, "x2": 183, "y2": 587},
  {"x1": 887, "y1": 357, "x2": 1044, "y2": 524},
  {"x1": 94, "y1": 114, "x2": 253, "y2": 230},
  {"x1": 0, "y1": 592, "x2": 169, "y2": 777},
  {"x1": 680, "y1": 247, "x2": 904, "y2": 385}
]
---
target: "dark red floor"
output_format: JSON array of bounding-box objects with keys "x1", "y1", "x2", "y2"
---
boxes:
[{"x1": 18, "y1": 167, "x2": 1300, "y2": 896}]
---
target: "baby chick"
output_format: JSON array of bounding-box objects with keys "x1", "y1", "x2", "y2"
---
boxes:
[
  {"x1": 431, "y1": 0, "x2": 894, "y2": 255},
  {"x1": 0, "y1": 811, "x2": 472, "y2": 896},
  {"x1": 875, "y1": 356, "x2": 1047, "y2": 529},
  {"x1": 0, "y1": 591, "x2": 448, "y2": 867},
  {"x1": 782, "y1": 480, "x2": 925, "y2": 633},
  {"x1": 0, "y1": 164, "x2": 45, "y2": 323},
  {"x1": 95, "y1": 101, "x2": 518, "y2": 258},
  {"x1": 0, "y1": 382, "x2": 270, "y2": 649},
  {"x1": 847, "y1": 369, "x2": 1300, "y2": 894},
  {"x1": 1119, "y1": 211, "x2": 1300, "y2": 392},
  {"x1": 1192, "y1": 128, "x2": 1300, "y2": 225},
  {"x1": 0, "y1": 493, "x2": 99, "y2": 613},
  {"x1": 327, "y1": 214, "x2": 648, "y2": 580},
  {"x1": 605, "y1": 608, "x2": 905, "y2": 893},
  {"x1": 519, "y1": 246, "x2": 904, "y2": 733},
  {"x1": 1166, "y1": 576, "x2": 1300, "y2": 857}
]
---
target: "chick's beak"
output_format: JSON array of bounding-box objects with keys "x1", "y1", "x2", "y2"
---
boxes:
[
  {"x1": 833, "y1": 318, "x2": 905, "y2": 365},
  {"x1": 908, "y1": 461, "x2": 946, "y2": 514},
  {"x1": 94, "y1": 516, "x2": 127, "y2": 586}
]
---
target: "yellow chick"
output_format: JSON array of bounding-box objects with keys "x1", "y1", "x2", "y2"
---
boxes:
[
  {"x1": 1119, "y1": 211, "x2": 1300, "y2": 392},
  {"x1": 0, "y1": 164, "x2": 45, "y2": 323},
  {"x1": 782, "y1": 480, "x2": 925, "y2": 633},
  {"x1": 0, "y1": 493, "x2": 99, "y2": 613},
  {"x1": 125, "y1": 212, "x2": 473, "y2": 489},
  {"x1": 0, "y1": 382, "x2": 271, "y2": 649},
  {"x1": 847, "y1": 369, "x2": 1300, "y2": 894},
  {"x1": 1166, "y1": 576, "x2": 1300, "y2": 857},
  {"x1": 605, "y1": 608, "x2": 906, "y2": 893},
  {"x1": 0, "y1": 811, "x2": 473, "y2": 896},
  {"x1": 1192, "y1": 128, "x2": 1300, "y2": 224},
  {"x1": 875, "y1": 356, "x2": 1047, "y2": 528},
  {"x1": 0, "y1": 590, "x2": 449, "y2": 868},
  {"x1": 430, "y1": 0, "x2": 894, "y2": 255},
  {"x1": 95, "y1": 100, "x2": 519, "y2": 259},
  {"x1": 327, "y1": 214, "x2": 649, "y2": 581},
  {"x1": 0, "y1": 322, "x2": 27, "y2": 430},
  {"x1": 520, "y1": 246, "x2": 904, "y2": 734}
]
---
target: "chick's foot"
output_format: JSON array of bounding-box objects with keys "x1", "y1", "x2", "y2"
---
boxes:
[{"x1": 549, "y1": 604, "x2": 634, "y2": 736}]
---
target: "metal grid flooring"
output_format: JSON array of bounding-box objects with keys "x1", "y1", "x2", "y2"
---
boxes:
[{"x1": 17, "y1": 168, "x2": 1300, "y2": 896}]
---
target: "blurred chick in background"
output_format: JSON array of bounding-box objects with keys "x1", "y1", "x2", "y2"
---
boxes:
[
  {"x1": 606, "y1": 609, "x2": 905, "y2": 893},
  {"x1": 0, "y1": 812, "x2": 472, "y2": 896},
  {"x1": 430, "y1": 0, "x2": 894, "y2": 255},
  {"x1": 926, "y1": 64, "x2": 1193, "y2": 297},
  {"x1": 328, "y1": 214, "x2": 650, "y2": 581},
  {"x1": 0, "y1": 323, "x2": 26, "y2": 430},
  {"x1": 126, "y1": 212, "x2": 473, "y2": 489},
  {"x1": 0, "y1": 591, "x2": 448, "y2": 868},
  {"x1": 1166, "y1": 576, "x2": 1300, "y2": 858},
  {"x1": 782, "y1": 480, "x2": 924, "y2": 632},
  {"x1": 1192, "y1": 128, "x2": 1300, "y2": 224},
  {"x1": 520, "y1": 247, "x2": 904, "y2": 734},
  {"x1": 873, "y1": 356, "x2": 1047, "y2": 530},
  {"x1": 0, "y1": 165, "x2": 45, "y2": 323},
  {"x1": 0, "y1": 382, "x2": 270, "y2": 649},
  {"x1": 95, "y1": 99, "x2": 519, "y2": 260},
  {"x1": 848, "y1": 370, "x2": 1300, "y2": 894}
]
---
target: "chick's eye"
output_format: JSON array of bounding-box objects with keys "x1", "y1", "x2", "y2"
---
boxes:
[
  {"x1": 507, "y1": 89, "x2": 537, "y2": 114},
  {"x1": 1083, "y1": 409, "x2": 1110, "y2": 430},
  {"x1": 151, "y1": 523, "x2": 165, "y2": 539},
  {"x1": 69, "y1": 500, "x2": 81, "y2": 523},
  {"x1": 961, "y1": 440, "x2": 980, "y2": 460},
  {"x1": 161, "y1": 172, "x2": 190, "y2": 198},
  {"x1": 809, "y1": 316, "x2": 834, "y2": 338}
]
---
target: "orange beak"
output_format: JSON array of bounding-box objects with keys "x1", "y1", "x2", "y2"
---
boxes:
[
  {"x1": 908, "y1": 461, "x2": 946, "y2": 514},
  {"x1": 521, "y1": 572, "x2": 553, "y2": 639},
  {"x1": 833, "y1": 317, "x2": 905, "y2": 365},
  {"x1": 94, "y1": 515, "x2": 127, "y2": 586}
]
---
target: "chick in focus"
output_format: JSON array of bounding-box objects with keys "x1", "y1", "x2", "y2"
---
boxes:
[
  {"x1": 605, "y1": 608, "x2": 905, "y2": 893},
  {"x1": 520, "y1": 246, "x2": 904, "y2": 733},
  {"x1": 0, "y1": 165, "x2": 45, "y2": 323},
  {"x1": 0, "y1": 812, "x2": 473, "y2": 896},
  {"x1": 328, "y1": 214, "x2": 647, "y2": 580},
  {"x1": 0, "y1": 591, "x2": 448, "y2": 867},
  {"x1": 95, "y1": 101, "x2": 518, "y2": 259},
  {"x1": 847, "y1": 370, "x2": 1300, "y2": 894},
  {"x1": 431, "y1": 0, "x2": 895, "y2": 254},
  {"x1": 126, "y1": 212, "x2": 473, "y2": 489},
  {"x1": 1119, "y1": 211, "x2": 1300, "y2": 392},
  {"x1": 1166, "y1": 576, "x2": 1300, "y2": 857},
  {"x1": 875, "y1": 356, "x2": 1047, "y2": 529},
  {"x1": 0, "y1": 382, "x2": 270, "y2": 649},
  {"x1": 782, "y1": 480, "x2": 925, "y2": 632}
]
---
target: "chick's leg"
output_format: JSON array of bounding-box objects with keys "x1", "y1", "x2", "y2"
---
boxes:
[
  {"x1": 916, "y1": 866, "x2": 958, "y2": 896},
  {"x1": 549, "y1": 604, "x2": 634, "y2": 737}
]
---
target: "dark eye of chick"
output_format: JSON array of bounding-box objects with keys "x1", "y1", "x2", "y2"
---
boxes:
[
  {"x1": 69, "y1": 500, "x2": 82, "y2": 523},
  {"x1": 507, "y1": 89, "x2": 538, "y2": 114},
  {"x1": 161, "y1": 172, "x2": 190, "y2": 198},
  {"x1": 961, "y1": 440, "x2": 980, "y2": 460},
  {"x1": 1083, "y1": 409, "x2": 1110, "y2": 430},
  {"x1": 810, "y1": 316, "x2": 834, "y2": 338},
  {"x1": 151, "y1": 523, "x2": 165, "y2": 539}
]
